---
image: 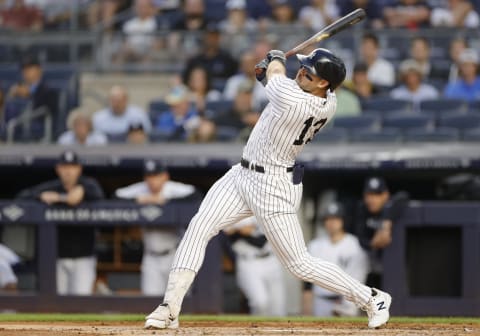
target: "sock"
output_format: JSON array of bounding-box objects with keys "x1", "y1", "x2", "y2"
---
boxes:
[{"x1": 163, "y1": 269, "x2": 196, "y2": 317}]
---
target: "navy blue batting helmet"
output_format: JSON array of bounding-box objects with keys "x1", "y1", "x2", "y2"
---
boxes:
[{"x1": 296, "y1": 48, "x2": 346, "y2": 90}]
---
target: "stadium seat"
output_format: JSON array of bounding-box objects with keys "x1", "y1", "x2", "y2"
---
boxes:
[
  {"x1": 106, "y1": 133, "x2": 127, "y2": 143},
  {"x1": 439, "y1": 114, "x2": 480, "y2": 131},
  {"x1": 205, "y1": 100, "x2": 233, "y2": 119},
  {"x1": 419, "y1": 99, "x2": 468, "y2": 117},
  {"x1": 149, "y1": 100, "x2": 170, "y2": 123},
  {"x1": 332, "y1": 115, "x2": 380, "y2": 132},
  {"x1": 350, "y1": 129, "x2": 402, "y2": 143},
  {"x1": 462, "y1": 128, "x2": 480, "y2": 142},
  {"x1": 361, "y1": 97, "x2": 412, "y2": 114},
  {"x1": 404, "y1": 128, "x2": 459, "y2": 143},
  {"x1": 469, "y1": 100, "x2": 480, "y2": 113},
  {"x1": 216, "y1": 126, "x2": 239, "y2": 142},
  {"x1": 311, "y1": 128, "x2": 348, "y2": 143},
  {"x1": 382, "y1": 114, "x2": 433, "y2": 132}
]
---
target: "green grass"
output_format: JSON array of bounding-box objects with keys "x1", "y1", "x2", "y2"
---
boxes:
[{"x1": 0, "y1": 314, "x2": 479, "y2": 324}]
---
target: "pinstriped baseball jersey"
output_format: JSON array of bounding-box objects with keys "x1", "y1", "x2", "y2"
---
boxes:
[{"x1": 243, "y1": 75, "x2": 337, "y2": 168}]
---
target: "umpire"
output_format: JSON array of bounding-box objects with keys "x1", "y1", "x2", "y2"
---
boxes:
[
  {"x1": 353, "y1": 177, "x2": 408, "y2": 289},
  {"x1": 17, "y1": 150, "x2": 104, "y2": 295}
]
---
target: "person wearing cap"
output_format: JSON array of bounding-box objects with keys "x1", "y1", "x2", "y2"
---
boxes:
[
  {"x1": 8, "y1": 54, "x2": 58, "y2": 121},
  {"x1": 17, "y1": 151, "x2": 104, "y2": 295},
  {"x1": 58, "y1": 109, "x2": 108, "y2": 146},
  {"x1": 303, "y1": 202, "x2": 368, "y2": 317},
  {"x1": 444, "y1": 48, "x2": 480, "y2": 102},
  {"x1": 115, "y1": 160, "x2": 196, "y2": 295},
  {"x1": 224, "y1": 216, "x2": 286, "y2": 316},
  {"x1": 390, "y1": 59, "x2": 439, "y2": 107},
  {"x1": 127, "y1": 122, "x2": 149, "y2": 145},
  {"x1": 354, "y1": 177, "x2": 408, "y2": 289},
  {"x1": 92, "y1": 85, "x2": 151, "y2": 137}
]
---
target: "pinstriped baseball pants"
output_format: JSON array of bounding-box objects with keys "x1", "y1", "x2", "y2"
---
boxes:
[{"x1": 171, "y1": 164, "x2": 372, "y2": 308}]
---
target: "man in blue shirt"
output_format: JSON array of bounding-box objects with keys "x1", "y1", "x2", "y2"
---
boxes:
[{"x1": 445, "y1": 49, "x2": 480, "y2": 102}]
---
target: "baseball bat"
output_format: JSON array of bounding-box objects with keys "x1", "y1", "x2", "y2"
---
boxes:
[{"x1": 284, "y1": 8, "x2": 366, "y2": 58}]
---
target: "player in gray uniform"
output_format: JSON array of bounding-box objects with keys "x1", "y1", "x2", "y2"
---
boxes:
[{"x1": 145, "y1": 48, "x2": 392, "y2": 329}]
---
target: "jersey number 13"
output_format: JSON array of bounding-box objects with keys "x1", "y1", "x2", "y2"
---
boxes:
[{"x1": 293, "y1": 117, "x2": 327, "y2": 145}]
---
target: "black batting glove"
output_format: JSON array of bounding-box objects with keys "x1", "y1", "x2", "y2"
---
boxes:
[
  {"x1": 255, "y1": 58, "x2": 269, "y2": 86},
  {"x1": 266, "y1": 50, "x2": 286, "y2": 65}
]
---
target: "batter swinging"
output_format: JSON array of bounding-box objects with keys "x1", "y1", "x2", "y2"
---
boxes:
[{"x1": 145, "y1": 48, "x2": 392, "y2": 329}]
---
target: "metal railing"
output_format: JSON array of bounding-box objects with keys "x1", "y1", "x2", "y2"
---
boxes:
[{"x1": 7, "y1": 105, "x2": 52, "y2": 144}]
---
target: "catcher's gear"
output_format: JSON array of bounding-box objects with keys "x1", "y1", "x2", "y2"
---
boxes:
[{"x1": 296, "y1": 48, "x2": 346, "y2": 90}]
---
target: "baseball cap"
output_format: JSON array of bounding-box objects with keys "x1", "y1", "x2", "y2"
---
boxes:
[
  {"x1": 458, "y1": 49, "x2": 479, "y2": 64},
  {"x1": 363, "y1": 177, "x2": 388, "y2": 194},
  {"x1": 399, "y1": 59, "x2": 423, "y2": 76},
  {"x1": 164, "y1": 85, "x2": 190, "y2": 105},
  {"x1": 226, "y1": 0, "x2": 246, "y2": 10},
  {"x1": 322, "y1": 202, "x2": 345, "y2": 219},
  {"x1": 57, "y1": 150, "x2": 80, "y2": 165},
  {"x1": 143, "y1": 159, "x2": 166, "y2": 175},
  {"x1": 128, "y1": 122, "x2": 145, "y2": 133}
]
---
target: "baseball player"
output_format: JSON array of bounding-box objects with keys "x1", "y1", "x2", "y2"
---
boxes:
[
  {"x1": 303, "y1": 202, "x2": 369, "y2": 317},
  {"x1": 115, "y1": 159, "x2": 196, "y2": 296},
  {"x1": 225, "y1": 216, "x2": 286, "y2": 316},
  {"x1": 145, "y1": 48, "x2": 392, "y2": 329}
]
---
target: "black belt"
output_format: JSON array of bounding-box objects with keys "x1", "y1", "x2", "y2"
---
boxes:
[{"x1": 241, "y1": 158, "x2": 293, "y2": 173}]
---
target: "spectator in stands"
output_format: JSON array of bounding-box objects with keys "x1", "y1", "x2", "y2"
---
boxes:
[
  {"x1": 224, "y1": 51, "x2": 267, "y2": 111},
  {"x1": 269, "y1": 0, "x2": 296, "y2": 24},
  {"x1": 92, "y1": 85, "x2": 151, "y2": 137},
  {"x1": 86, "y1": 0, "x2": 131, "y2": 31},
  {"x1": 444, "y1": 49, "x2": 480, "y2": 102},
  {"x1": 344, "y1": 63, "x2": 380, "y2": 101},
  {"x1": 213, "y1": 80, "x2": 259, "y2": 142},
  {"x1": 263, "y1": 0, "x2": 303, "y2": 51},
  {"x1": 58, "y1": 110, "x2": 107, "y2": 146},
  {"x1": 154, "y1": 84, "x2": 200, "y2": 140},
  {"x1": 390, "y1": 59, "x2": 439, "y2": 107},
  {"x1": 359, "y1": 33, "x2": 395, "y2": 87},
  {"x1": 219, "y1": 0, "x2": 257, "y2": 56},
  {"x1": 431, "y1": 0, "x2": 479, "y2": 28},
  {"x1": 335, "y1": 86, "x2": 362, "y2": 117},
  {"x1": 338, "y1": 0, "x2": 384, "y2": 28},
  {"x1": 183, "y1": 65, "x2": 221, "y2": 115},
  {"x1": 172, "y1": 0, "x2": 207, "y2": 31},
  {"x1": 17, "y1": 151, "x2": 104, "y2": 295},
  {"x1": 303, "y1": 203, "x2": 368, "y2": 317},
  {"x1": 183, "y1": 23, "x2": 238, "y2": 82},
  {"x1": 299, "y1": 0, "x2": 339, "y2": 31},
  {"x1": 8, "y1": 55, "x2": 58, "y2": 120},
  {"x1": 115, "y1": 159, "x2": 196, "y2": 296},
  {"x1": 383, "y1": 0, "x2": 431, "y2": 29},
  {"x1": 409, "y1": 36, "x2": 446, "y2": 80},
  {"x1": 127, "y1": 122, "x2": 149, "y2": 144},
  {"x1": 354, "y1": 177, "x2": 408, "y2": 289},
  {"x1": 0, "y1": 0, "x2": 43, "y2": 31},
  {"x1": 114, "y1": 0, "x2": 158, "y2": 64},
  {"x1": 0, "y1": 243, "x2": 20, "y2": 292},
  {"x1": 151, "y1": 0, "x2": 179, "y2": 11},
  {"x1": 448, "y1": 37, "x2": 468, "y2": 83}
]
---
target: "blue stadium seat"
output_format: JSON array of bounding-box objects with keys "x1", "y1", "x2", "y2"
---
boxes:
[
  {"x1": 205, "y1": 100, "x2": 233, "y2": 119},
  {"x1": 462, "y1": 128, "x2": 480, "y2": 142},
  {"x1": 149, "y1": 100, "x2": 170, "y2": 123},
  {"x1": 383, "y1": 114, "x2": 433, "y2": 132},
  {"x1": 106, "y1": 133, "x2": 127, "y2": 143},
  {"x1": 439, "y1": 114, "x2": 480, "y2": 131},
  {"x1": 216, "y1": 126, "x2": 239, "y2": 142},
  {"x1": 361, "y1": 97, "x2": 412, "y2": 114},
  {"x1": 205, "y1": 0, "x2": 227, "y2": 21},
  {"x1": 404, "y1": 128, "x2": 459, "y2": 143},
  {"x1": 312, "y1": 128, "x2": 348, "y2": 143},
  {"x1": 350, "y1": 129, "x2": 402, "y2": 143},
  {"x1": 149, "y1": 132, "x2": 170, "y2": 143},
  {"x1": 469, "y1": 100, "x2": 480, "y2": 113},
  {"x1": 332, "y1": 115, "x2": 380, "y2": 132},
  {"x1": 419, "y1": 99, "x2": 468, "y2": 116}
]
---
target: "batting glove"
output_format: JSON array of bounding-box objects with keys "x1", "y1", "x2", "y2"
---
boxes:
[
  {"x1": 255, "y1": 58, "x2": 269, "y2": 86},
  {"x1": 266, "y1": 50, "x2": 286, "y2": 65}
]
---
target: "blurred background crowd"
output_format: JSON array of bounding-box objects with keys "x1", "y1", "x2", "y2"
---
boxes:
[{"x1": 0, "y1": 0, "x2": 479, "y2": 144}]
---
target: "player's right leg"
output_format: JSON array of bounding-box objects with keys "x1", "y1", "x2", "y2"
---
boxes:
[{"x1": 145, "y1": 165, "x2": 252, "y2": 329}]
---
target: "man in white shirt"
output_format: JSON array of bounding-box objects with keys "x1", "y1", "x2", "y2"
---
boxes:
[
  {"x1": 93, "y1": 85, "x2": 151, "y2": 137},
  {"x1": 115, "y1": 160, "x2": 195, "y2": 296},
  {"x1": 390, "y1": 59, "x2": 439, "y2": 108},
  {"x1": 360, "y1": 33, "x2": 395, "y2": 87},
  {"x1": 303, "y1": 202, "x2": 369, "y2": 317}
]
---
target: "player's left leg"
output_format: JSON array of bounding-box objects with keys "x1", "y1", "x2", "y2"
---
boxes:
[{"x1": 71, "y1": 256, "x2": 96, "y2": 295}]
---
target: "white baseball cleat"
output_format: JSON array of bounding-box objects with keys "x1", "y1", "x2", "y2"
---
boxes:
[
  {"x1": 144, "y1": 303, "x2": 179, "y2": 329},
  {"x1": 364, "y1": 288, "x2": 392, "y2": 329}
]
